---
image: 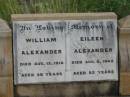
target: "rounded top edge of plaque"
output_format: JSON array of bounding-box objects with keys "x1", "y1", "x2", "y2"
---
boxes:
[
  {"x1": 11, "y1": 12, "x2": 117, "y2": 21},
  {"x1": 0, "y1": 18, "x2": 11, "y2": 37}
]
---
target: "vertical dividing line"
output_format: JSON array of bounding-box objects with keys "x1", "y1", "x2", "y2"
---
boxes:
[
  {"x1": 66, "y1": 21, "x2": 71, "y2": 81},
  {"x1": 65, "y1": 21, "x2": 70, "y2": 81},
  {"x1": 65, "y1": 21, "x2": 67, "y2": 81},
  {"x1": 117, "y1": 25, "x2": 120, "y2": 96},
  {"x1": 13, "y1": 22, "x2": 18, "y2": 85},
  {"x1": 12, "y1": 22, "x2": 16, "y2": 96}
]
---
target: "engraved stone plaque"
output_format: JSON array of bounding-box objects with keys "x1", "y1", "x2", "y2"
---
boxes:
[
  {"x1": 13, "y1": 21, "x2": 66, "y2": 84},
  {"x1": 67, "y1": 20, "x2": 118, "y2": 81},
  {"x1": 13, "y1": 19, "x2": 118, "y2": 84}
]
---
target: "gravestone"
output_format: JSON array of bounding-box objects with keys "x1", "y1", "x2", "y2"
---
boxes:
[
  {"x1": 119, "y1": 15, "x2": 130, "y2": 95},
  {"x1": 0, "y1": 19, "x2": 13, "y2": 97},
  {"x1": 12, "y1": 13, "x2": 119, "y2": 97}
]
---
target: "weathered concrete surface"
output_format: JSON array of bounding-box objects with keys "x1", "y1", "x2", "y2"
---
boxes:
[
  {"x1": 119, "y1": 15, "x2": 130, "y2": 95},
  {"x1": 15, "y1": 82, "x2": 118, "y2": 97},
  {"x1": 0, "y1": 19, "x2": 11, "y2": 37},
  {"x1": 119, "y1": 15, "x2": 130, "y2": 28},
  {"x1": 11, "y1": 12, "x2": 117, "y2": 21},
  {"x1": 119, "y1": 34, "x2": 130, "y2": 72},
  {"x1": 120, "y1": 73, "x2": 130, "y2": 95},
  {"x1": 0, "y1": 77, "x2": 13, "y2": 97},
  {"x1": 12, "y1": 13, "x2": 118, "y2": 97},
  {"x1": 0, "y1": 37, "x2": 12, "y2": 76},
  {"x1": 0, "y1": 19, "x2": 13, "y2": 97}
]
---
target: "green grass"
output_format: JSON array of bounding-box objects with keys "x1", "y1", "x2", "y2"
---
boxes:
[{"x1": 0, "y1": 0, "x2": 130, "y2": 23}]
